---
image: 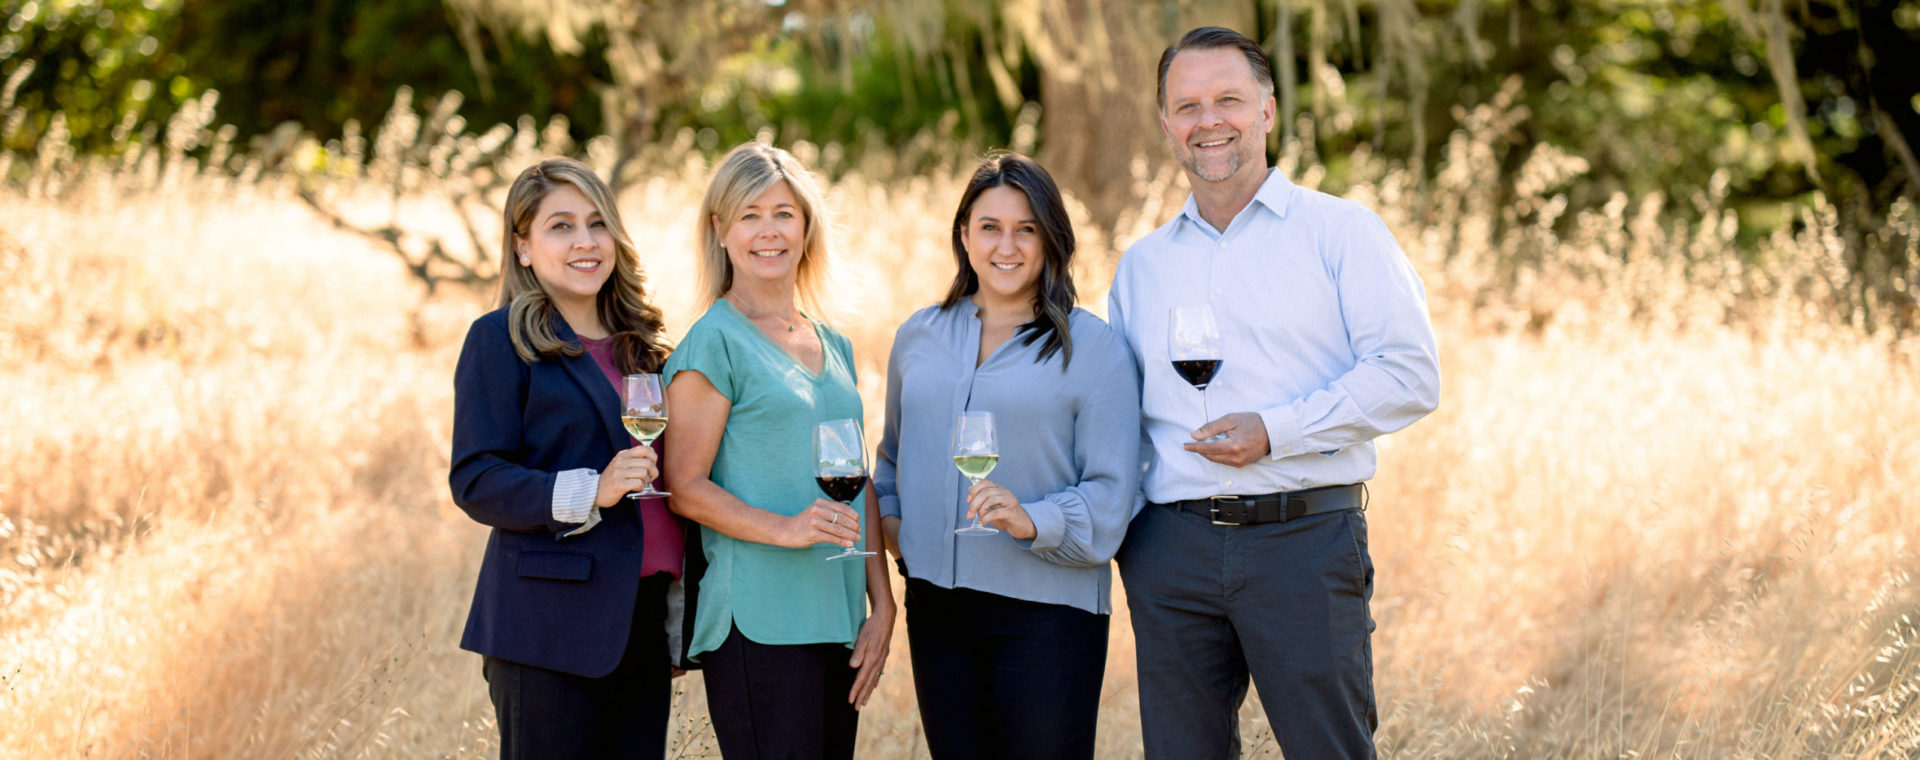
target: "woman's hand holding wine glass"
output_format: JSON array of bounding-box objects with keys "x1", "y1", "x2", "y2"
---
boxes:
[
  {"x1": 594, "y1": 446, "x2": 660, "y2": 507},
  {"x1": 963, "y1": 478, "x2": 1035, "y2": 539},
  {"x1": 773, "y1": 498, "x2": 863, "y2": 550}
]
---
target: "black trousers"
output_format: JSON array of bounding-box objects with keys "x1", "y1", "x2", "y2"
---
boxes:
[
  {"x1": 702, "y1": 624, "x2": 860, "y2": 760},
  {"x1": 1117, "y1": 505, "x2": 1377, "y2": 760},
  {"x1": 905, "y1": 578, "x2": 1109, "y2": 760},
  {"x1": 482, "y1": 573, "x2": 672, "y2": 760}
]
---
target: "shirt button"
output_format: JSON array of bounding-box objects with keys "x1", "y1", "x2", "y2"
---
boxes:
[{"x1": 1224, "y1": 479, "x2": 1234, "y2": 487}]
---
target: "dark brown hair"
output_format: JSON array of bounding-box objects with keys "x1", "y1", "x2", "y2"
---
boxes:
[
  {"x1": 942, "y1": 151, "x2": 1077, "y2": 368},
  {"x1": 1156, "y1": 26, "x2": 1276, "y2": 112}
]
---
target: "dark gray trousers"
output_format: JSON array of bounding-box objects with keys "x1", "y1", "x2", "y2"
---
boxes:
[{"x1": 1117, "y1": 503, "x2": 1377, "y2": 760}]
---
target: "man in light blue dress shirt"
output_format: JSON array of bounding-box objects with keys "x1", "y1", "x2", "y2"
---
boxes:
[{"x1": 1108, "y1": 27, "x2": 1442, "y2": 760}]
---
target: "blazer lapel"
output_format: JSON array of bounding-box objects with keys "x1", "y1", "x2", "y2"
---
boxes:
[{"x1": 553, "y1": 318, "x2": 631, "y2": 455}]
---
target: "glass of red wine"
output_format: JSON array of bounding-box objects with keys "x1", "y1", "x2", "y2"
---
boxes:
[
  {"x1": 1169, "y1": 305, "x2": 1226, "y2": 443},
  {"x1": 814, "y1": 418, "x2": 875, "y2": 562}
]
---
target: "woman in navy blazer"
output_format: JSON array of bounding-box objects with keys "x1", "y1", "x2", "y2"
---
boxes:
[{"x1": 449, "y1": 158, "x2": 680, "y2": 759}]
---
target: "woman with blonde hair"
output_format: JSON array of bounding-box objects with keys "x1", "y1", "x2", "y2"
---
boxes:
[
  {"x1": 663, "y1": 142, "x2": 894, "y2": 759},
  {"x1": 449, "y1": 157, "x2": 685, "y2": 759}
]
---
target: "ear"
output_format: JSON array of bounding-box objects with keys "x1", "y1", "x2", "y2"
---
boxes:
[
  {"x1": 1159, "y1": 111, "x2": 1175, "y2": 146},
  {"x1": 1260, "y1": 93, "x2": 1277, "y2": 132},
  {"x1": 710, "y1": 213, "x2": 724, "y2": 238}
]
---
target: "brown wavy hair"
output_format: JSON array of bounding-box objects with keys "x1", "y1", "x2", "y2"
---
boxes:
[{"x1": 495, "y1": 157, "x2": 670, "y2": 373}]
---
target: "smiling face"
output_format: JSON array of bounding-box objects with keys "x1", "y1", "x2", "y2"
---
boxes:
[
  {"x1": 715, "y1": 179, "x2": 807, "y2": 288},
  {"x1": 1160, "y1": 46, "x2": 1276, "y2": 187},
  {"x1": 514, "y1": 182, "x2": 614, "y2": 314},
  {"x1": 960, "y1": 185, "x2": 1045, "y2": 306}
]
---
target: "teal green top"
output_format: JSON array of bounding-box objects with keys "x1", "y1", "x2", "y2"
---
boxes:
[{"x1": 663, "y1": 300, "x2": 868, "y2": 659}]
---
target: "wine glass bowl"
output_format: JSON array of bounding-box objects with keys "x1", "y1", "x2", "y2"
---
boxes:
[
  {"x1": 621, "y1": 374, "x2": 671, "y2": 498},
  {"x1": 1168, "y1": 306, "x2": 1227, "y2": 443},
  {"x1": 814, "y1": 418, "x2": 876, "y2": 561},
  {"x1": 952, "y1": 411, "x2": 1000, "y2": 535}
]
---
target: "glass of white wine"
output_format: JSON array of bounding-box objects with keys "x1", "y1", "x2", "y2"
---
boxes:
[
  {"x1": 814, "y1": 418, "x2": 876, "y2": 562},
  {"x1": 952, "y1": 410, "x2": 1000, "y2": 536},
  {"x1": 621, "y1": 373, "x2": 670, "y2": 498}
]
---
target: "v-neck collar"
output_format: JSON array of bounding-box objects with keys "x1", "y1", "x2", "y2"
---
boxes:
[
  {"x1": 716, "y1": 298, "x2": 827, "y2": 378},
  {"x1": 552, "y1": 317, "x2": 631, "y2": 454},
  {"x1": 958, "y1": 298, "x2": 1021, "y2": 370}
]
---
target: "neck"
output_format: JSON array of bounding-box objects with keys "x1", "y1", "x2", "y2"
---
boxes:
[
  {"x1": 553, "y1": 295, "x2": 607, "y2": 339},
  {"x1": 724, "y1": 281, "x2": 800, "y2": 319},
  {"x1": 971, "y1": 289, "x2": 1036, "y2": 325},
  {"x1": 1190, "y1": 166, "x2": 1267, "y2": 233}
]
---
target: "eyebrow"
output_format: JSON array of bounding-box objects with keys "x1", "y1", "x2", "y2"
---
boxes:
[
  {"x1": 543, "y1": 209, "x2": 600, "y2": 222},
  {"x1": 975, "y1": 214, "x2": 1038, "y2": 224}
]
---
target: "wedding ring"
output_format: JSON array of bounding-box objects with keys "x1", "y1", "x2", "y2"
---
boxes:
[{"x1": 830, "y1": 513, "x2": 839, "y2": 525}]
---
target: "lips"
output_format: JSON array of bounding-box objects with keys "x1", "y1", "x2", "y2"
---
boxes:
[
  {"x1": 566, "y1": 258, "x2": 602, "y2": 271},
  {"x1": 990, "y1": 261, "x2": 1022, "y2": 271},
  {"x1": 750, "y1": 248, "x2": 787, "y2": 259}
]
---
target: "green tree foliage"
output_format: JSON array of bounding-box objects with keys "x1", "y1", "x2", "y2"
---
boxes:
[{"x1": 1, "y1": 0, "x2": 606, "y2": 157}]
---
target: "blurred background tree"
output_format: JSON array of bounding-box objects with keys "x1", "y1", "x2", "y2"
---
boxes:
[{"x1": 3, "y1": 0, "x2": 1916, "y2": 322}]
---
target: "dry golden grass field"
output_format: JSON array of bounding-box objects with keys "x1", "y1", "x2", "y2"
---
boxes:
[{"x1": 1, "y1": 141, "x2": 1917, "y2": 758}]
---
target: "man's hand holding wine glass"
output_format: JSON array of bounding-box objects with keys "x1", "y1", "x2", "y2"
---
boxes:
[{"x1": 1181, "y1": 411, "x2": 1271, "y2": 468}]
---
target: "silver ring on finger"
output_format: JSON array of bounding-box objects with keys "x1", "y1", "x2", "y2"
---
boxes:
[{"x1": 830, "y1": 512, "x2": 839, "y2": 525}]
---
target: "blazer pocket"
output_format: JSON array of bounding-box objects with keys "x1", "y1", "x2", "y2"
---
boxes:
[{"x1": 517, "y1": 550, "x2": 593, "y2": 581}]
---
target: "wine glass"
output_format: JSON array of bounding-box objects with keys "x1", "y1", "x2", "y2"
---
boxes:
[
  {"x1": 814, "y1": 418, "x2": 875, "y2": 562},
  {"x1": 1168, "y1": 305, "x2": 1226, "y2": 443},
  {"x1": 951, "y1": 410, "x2": 1000, "y2": 535},
  {"x1": 621, "y1": 374, "x2": 671, "y2": 498}
]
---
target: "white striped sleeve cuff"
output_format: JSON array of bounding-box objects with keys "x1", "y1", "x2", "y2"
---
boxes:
[{"x1": 553, "y1": 468, "x2": 602, "y2": 537}]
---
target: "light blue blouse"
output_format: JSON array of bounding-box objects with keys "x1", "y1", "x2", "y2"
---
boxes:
[
  {"x1": 873, "y1": 301, "x2": 1142, "y2": 615},
  {"x1": 663, "y1": 301, "x2": 867, "y2": 658}
]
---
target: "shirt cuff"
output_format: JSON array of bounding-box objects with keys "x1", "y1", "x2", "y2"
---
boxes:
[
  {"x1": 878, "y1": 493, "x2": 902, "y2": 520},
  {"x1": 1021, "y1": 498, "x2": 1066, "y2": 552},
  {"x1": 553, "y1": 468, "x2": 602, "y2": 537},
  {"x1": 1256, "y1": 404, "x2": 1307, "y2": 461}
]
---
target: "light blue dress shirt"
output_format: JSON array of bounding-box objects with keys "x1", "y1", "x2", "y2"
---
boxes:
[
  {"x1": 873, "y1": 301, "x2": 1142, "y2": 615},
  {"x1": 1107, "y1": 168, "x2": 1441, "y2": 504}
]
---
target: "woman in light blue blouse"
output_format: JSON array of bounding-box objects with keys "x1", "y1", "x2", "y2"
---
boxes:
[
  {"x1": 873, "y1": 152, "x2": 1142, "y2": 759},
  {"x1": 661, "y1": 142, "x2": 894, "y2": 760}
]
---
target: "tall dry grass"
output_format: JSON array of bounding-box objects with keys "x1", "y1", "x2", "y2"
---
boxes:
[{"x1": 3, "y1": 122, "x2": 1918, "y2": 758}]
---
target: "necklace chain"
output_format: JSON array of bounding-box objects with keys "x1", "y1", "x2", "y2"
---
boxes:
[{"x1": 728, "y1": 296, "x2": 803, "y2": 332}]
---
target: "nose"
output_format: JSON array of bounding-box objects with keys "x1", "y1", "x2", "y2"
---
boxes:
[
  {"x1": 1197, "y1": 104, "x2": 1224, "y2": 128},
  {"x1": 995, "y1": 230, "x2": 1017, "y2": 253}
]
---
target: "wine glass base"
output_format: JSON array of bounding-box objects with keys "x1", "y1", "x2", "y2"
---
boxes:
[
  {"x1": 627, "y1": 489, "x2": 672, "y2": 499},
  {"x1": 954, "y1": 525, "x2": 999, "y2": 535},
  {"x1": 824, "y1": 550, "x2": 876, "y2": 562}
]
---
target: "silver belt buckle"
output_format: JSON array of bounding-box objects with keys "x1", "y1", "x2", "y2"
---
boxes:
[{"x1": 1208, "y1": 496, "x2": 1237, "y2": 526}]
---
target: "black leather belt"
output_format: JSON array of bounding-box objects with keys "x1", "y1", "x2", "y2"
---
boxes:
[{"x1": 1156, "y1": 484, "x2": 1365, "y2": 526}]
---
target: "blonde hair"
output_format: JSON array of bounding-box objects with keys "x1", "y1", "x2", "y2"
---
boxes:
[
  {"x1": 696, "y1": 142, "x2": 834, "y2": 318},
  {"x1": 495, "y1": 157, "x2": 671, "y2": 372}
]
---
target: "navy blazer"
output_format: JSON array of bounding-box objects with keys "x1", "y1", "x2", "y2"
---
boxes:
[{"x1": 449, "y1": 307, "x2": 663, "y2": 678}]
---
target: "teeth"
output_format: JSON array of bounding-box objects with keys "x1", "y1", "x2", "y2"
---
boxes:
[
  {"x1": 991, "y1": 262, "x2": 1020, "y2": 271},
  {"x1": 751, "y1": 249, "x2": 785, "y2": 258},
  {"x1": 567, "y1": 260, "x2": 600, "y2": 269},
  {"x1": 1198, "y1": 138, "x2": 1230, "y2": 148}
]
